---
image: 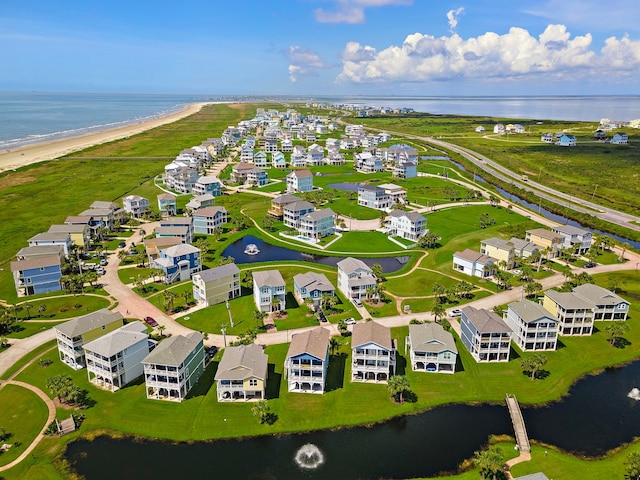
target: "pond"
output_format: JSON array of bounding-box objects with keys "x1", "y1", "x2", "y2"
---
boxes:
[
  {"x1": 222, "y1": 235, "x2": 408, "y2": 273},
  {"x1": 327, "y1": 182, "x2": 362, "y2": 192},
  {"x1": 66, "y1": 361, "x2": 640, "y2": 479}
]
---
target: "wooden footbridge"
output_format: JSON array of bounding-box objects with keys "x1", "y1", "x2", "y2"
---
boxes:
[{"x1": 506, "y1": 394, "x2": 530, "y2": 453}]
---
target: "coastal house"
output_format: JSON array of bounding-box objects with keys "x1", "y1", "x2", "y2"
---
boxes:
[
  {"x1": 281, "y1": 139, "x2": 293, "y2": 152},
  {"x1": 247, "y1": 167, "x2": 269, "y2": 186},
  {"x1": 272, "y1": 151, "x2": 287, "y2": 168},
  {"x1": 351, "y1": 321, "x2": 396, "y2": 383},
  {"x1": 285, "y1": 327, "x2": 330, "y2": 394},
  {"x1": 556, "y1": 134, "x2": 577, "y2": 146},
  {"x1": 494, "y1": 124, "x2": 505, "y2": 134},
  {"x1": 379, "y1": 183, "x2": 407, "y2": 205},
  {"x1": 185, "y1": 194, "x2": 215, "y2": 212},
  {"x1": 159, "y1": 217, "x2": 193, "y2": 244},
  {"x1": 326, "y1": 152, "x2": 345, "y2": 165},
  {"x1": 475, "y1": 126, "x2": 485, "y2": 133},
  {"x1": 240, "y1": 145, "x2": 254, "y2": 163},
  {"x1": 525, "y1": 229, "x2": 565, "y2": 258},
  {"x1": 143, "y1": 237, "x2": 182, "y2": 264},
  {"x1": 192, "y1": 263, "x2": 241, "y2": 307},
  {"x1": 393, "y1": 161, "x2": 417, "y2": 179},
  {"x1": 541, "y1": 132, "x2": 554, "y2": 143},
  {"x1": 83, "y1": 321, "x2": 149, "y2": 392},
  {"x1": 253, "y1": 151, "x2": 268, "y2": 168},
  {"x1": 480, "y1": 238, "x2": 516, "y2": 269},
  {"x1": 610, "y1": 132, "x2": 629, "y2": 144},
  {"x1": 55, "y1": 309, "x2": 124, "y2": 370},
  {"x1": 192, "y1": 206, "x2": 228, "y2": 235},
  {"x1": 283, "y1": 201, "x2": 315, "y2": 229},
  {"x1": 509, "y1": 237, "x2": 541, "y2": 259},
  {"x1": 153, "y1": 244, "x2": 201, "y2": 284},
  {"x1": 268, "y1": 194, "x2": 299, "y2": 218},
  {"x1": 16, "y1": 244, "x2": 65, "y2": 263},
  {"x1": 337, "y1": 257, "x2": 376, "y2": 301},
  {"x1": 358, "y1": 185, "x2": 393, "y2": 210},
  {"x1": 78, "y1": 207, "x2": 116, "y2": 233},
  {"x1": 460, "y1": 306, "x2": 512, "y2": 362},
  {"x1": 192, "y1": 175, "x2": 222, "y2": 197},
  {"x1": 164, "y1": 167, "x2": 199, "y2": 194},
  {"x1": 253, "y1": 269, "x2": 286, "y2": 313},
  {"x1": 142, "y1": 332, "x2": 205, "y2": 402},
  {"x1": 293, "y1": 272, "x2": 335, "y2": 310},
  {"x1": 452, "y1": 249, "x2": 498, "y2": 278},
  {"x1": 355, "y1": 152, "x2": 383, "y2": 173},
  {"x1": 230, "y1": 162, "x2": 255, "y2": 184},
  {"x1": 48, "y1": 224, "x2": 91, "y2": 250},
  {"x1": 122, "y1": 195, "x2": 149, "y2": 218},
  {"x1": 504, "y1": 300, "x2": 559, "y2": 351},
  {"x1": 572, "y1": 284, "x2": 630, "y2": 321},
  {"x1": 214, "y1": 344, "x2": 268, "y2": 402},
  {"x1": 387, "y1": 210, "x2": 427, "y2": 241},
  {"x1": 10, "y1": 255, "x2": 63, "y2": 297},
  {"x1": 28, "y1": 232, "x2": 72, "y2": 257},
  {"x1": 286, "y1": 169, "x2": 314, "y2": 193},
  {"x1": 406, "y1": 323, "x2": 457, "y2": 374},
  {"x1": 299, "y1": 208, "x2": 335, "y2": 240},
  {"x1": 551, "y1": 225, "x2": 592, "y2": 254},
  {"x1": 306, "y1": 144, "x2": 325, "y2": 165},
  {"x1": 155, "y1": 225, "x2": 191, "y2": 244},
  {"x1": 157, "y1": 193, "x2": 177, "y2": 217},
  {"x1": 542, "y1": 290, "x2": 594, "y2": 336}
]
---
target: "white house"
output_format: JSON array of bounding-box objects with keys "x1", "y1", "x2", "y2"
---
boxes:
[
  {"x1": 286, "y1": 169, "x2": 314, "y2": 193},
  {"x1": 83, "y1": 321, "x2": 149, "y2": 392},
  {"x1": 460, "y1": 306, "x2": 512, "y2": 362},
  {"x1": 122, "y1": 195, "x2": 149, "y2": 218},
  {"x1": 253, "y1": 269, "x2": 286, "y2": 312},
  {"x1": 551, "y1": 225, "x2": 592, "y2": 254},
  {"x1": 406, "y1": 323, "x2": 457, "y2": 374},
  {"x1": 351, "y1": 321, "x2": 396, "y2": 383},
  {"x1": 504, "y1": 300, "x2": 559, "y2": 351},
  {"x1": 572, "y1": 284, "x2": 630, "y2": 321},
  {"x1": 293, "y1": 272, "x2": 335, "y2": 310},
  {"x1": 452, "y1": 249, "x2": 498, "y2": 278},
  {"x1": 387, "y1": 210, "x2": 427, "y2": 241},
  {"x1": 337, "y1": 257, "x2": 376, "y2": 301}
]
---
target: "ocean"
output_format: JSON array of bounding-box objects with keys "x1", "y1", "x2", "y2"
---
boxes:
[{"x1": 1, "y1": 91, "x2": 639, "y2": 150}]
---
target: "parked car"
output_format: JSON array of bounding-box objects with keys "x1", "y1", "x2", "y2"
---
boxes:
[
  {"x1": 345, "y1": 317, "x2": 356, "y2": 325},
  {"x1": 144, "y1": 316, "x2": 159, "y2": 327},
  {"x1": 353, "y1": 298, "x2": 363, "y2": 307},
  {"x1": 448, "y1": 309, "x2": 463, "y2": 318},
  {"x1": 118, "y1": 241, "x2": 126, "y2": 248},
  {"x1": 584, "y1": 261, "x2": 597, "y2": 268},
  {"x1": 99, "y1": 258, "x2": 107, "y2": 266},
  {"x1": 318, "y1": 310, "x2": 328, "y2": 323},
  {"x1": 96, "y1": 267, "x2": 105, "y2": 275}
]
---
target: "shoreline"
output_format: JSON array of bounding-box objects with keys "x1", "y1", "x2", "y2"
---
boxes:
[{"x1": 0, "y1": 102, "x2": 212, "y2": 173}]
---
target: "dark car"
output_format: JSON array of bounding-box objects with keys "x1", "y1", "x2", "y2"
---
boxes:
[
  {"x1": 118, "y1": 241, "x2": 126, "y2": 248},
  {"x1": 144, "y1": 316, "x2": 159, "y2": 327},
  {"x1": 318, "y1": 310, "x2": 328, "y2": 323},
  {"x1": 584, "y1": 261, "x2": 597, "y2": 268}
]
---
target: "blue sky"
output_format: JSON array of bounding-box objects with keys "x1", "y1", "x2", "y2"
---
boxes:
[{"x1": 1, "y1": 0, "x2": 639, "y2": 95}]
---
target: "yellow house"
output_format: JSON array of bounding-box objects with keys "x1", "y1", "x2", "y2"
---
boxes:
[
  {"x1": 542, "y1": 289, "x2": 594, "y2": 336},
  {"x1": 268, "y1": 194, "x2": 299, "y2": 218},
  {"x1": 49, "y1": 224, "x2": 91, "y2": 250},
  {"x1": 192, "y1": 263, "x2": 241, "y2": 307},
  {"x1": 525, "y1": 228, "x2": 565, "y2": 257},
  {"x1": 214, "y1": 344, "x2": 268, "y2": 401},
  {"x1": 54, "y1": 309, "x2": 124, "y2": 369},
  {"x1": 480, "y1": 238, "x2": 515, "y2": 269}
]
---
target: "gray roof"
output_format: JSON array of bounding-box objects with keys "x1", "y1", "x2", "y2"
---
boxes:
[
  {"x1": 573, "y1": 284, "x2": 628, "y2": 306},
  {"x1": 142, "y1": 332, "x2": 204, "y2": 367},
  {"x1": 155, "y1": 226, "x2": 188, "y2": 236},
  {"x1": 11, "y1": 255, "x2": 61, "y2": 272},
  {"x1": 193, "y1": 206, "x2": 227, "y2": 217},
  {"x1": 253, "y1": 269, "x2": 285, "y2": 288},
  {"x1": 16, "y1": 244, "x2": 64, "y2": 258},
  {"x1": 55, "y1": 309, "x2": 124, "y2": 338},
  {"x1": 283, "y1": 201, "x2": 315, "y2": 213},
  {"x1": 162, "y1": 217, "x2": 192, "y2": 226},
  {"x1": 272, "y1": 194, "x2": 300, "y2": 205},
  {"x1": 195, "y1": 263, "x2": 240, "y2": 282},
  {"x1": 196, "y1": 175, "x2": 220, "y2": 184},
  {"x1": 302, "y1": 208, "x2": 335, "y2": 221},
  {"x1": 389, "y1": 209, "x2": 424, "y2": 223},
  {"x1": 508, "y1": 300, "x2": 558, "y2": 324},
  {"x1": 526, "y1": 228, "x2": 564, "y2": 241},
  {"x1": 408, "y1": 323, "x2": 458, "y2": 354},
  {"x1": 454, "y1": 249, "x2": 497, "y2": 265},
  {"x1": 358, "y1": 184, "x2": 383, "y2": 193},
  {"x1": 352, "y1": 321, "x2": 393, "y2": 350},
  {"x1": 91, "y1": 201, "x2": 119, "y2": 210},
  {"x1": 509, "y1": 238, "x2": 539, "y2": 253},
  {"x1": 83, "y1": 321, "x2": 148, "y2": 357},
  {"x1": 544, "y1": 290, "x2": 594, "y2": 310},
  {"x1": 481, "y1": 237, "x2": 514, "y2": 250},
  {"x1": 461, "y1": 306, "x2": 512, "y2": 334},
  {"x1": 337, "y1": 257, "x2": 371, "y2": 275},
  {"x1": 287, "y1": 327, "x2": 330, "y2": 361},
  {"x1": 552, "y1": 224, "x2": 589, "y2": 236},
  {"x1": 48, "y1": 224, "x2": 88, "y2": 234},
  {"x1": 214, "y1": 344, "x2": 268, "y2": 381},
  {"x1": 294, "y1": 272, "x2": 334, "y2": 293},
  {"x1": 65, "y1": 215, "x2": 93, "y2": 224},
  {"x1": 79, "y1": 208, "x2": 112, "y2": 217},
  {"x1": 28, "y1": 232, "x2": 70, "y2": 242},
  {"x1": 161, "y1": 243, "x2": 200, "y2": 257},
  {"x1": 513, "y1": 474, "x2": 550, "y2": 480}
]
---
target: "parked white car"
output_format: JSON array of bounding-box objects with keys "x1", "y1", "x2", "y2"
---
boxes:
[{"x1": 448, "y1": 309, "x2": 462, "y2": 317}]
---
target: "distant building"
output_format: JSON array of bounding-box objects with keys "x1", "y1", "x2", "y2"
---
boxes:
[
  {"x1": 387, "y1": 210, "x2": 427, "y2": 241},
  {"x1": 299, "y1": 208, "x2": 335, "y2": 240},
  {"x1": 358, "y1": 185, "x2": 392, "y2": 210},
  {"x1": 572, "y1": 284, "x2": 630, "y2": 321},
  {"x1": 293, "y1": 272, "x2": 335, "y2": 310},
  {"x1": 525, "y1": 229, "x2": 564, "y2": 258},
  {"x1": 192, "y1": 206, "x2": 228, "y2": 235},
  {"x1": 337, "y1": 257, "x2": 376, "y2": 301},
  {"x1": 157, "y1": 193, "x2": 177, "y2": 216},
  {"x1": 253, "y1": 269, "x2": 286, "y2": 312},
  {"x1": 550, "y1": 225, "x2": 592, "y2": 254},
  {"x1": 153, "y1": 244, "x2": 201, "y2": 284},
  {"x1": 192, "y1": 263, "x2": 241, "y2": 307},
  {"x1": 10, "y1": 255, "x2": 63, "y2": 297},
  {"x1": 122, "y1": 195, "x2": 149, "y2": 218},
  {"x1": 452, "y1": 249, "x2": 498, "y2": 278},
  {"x1": 542, "y1": 290, "x2": 594, "y2": 336},
  {"x1": 286, "y1": 169, "x2": 314, "y2": 193}
]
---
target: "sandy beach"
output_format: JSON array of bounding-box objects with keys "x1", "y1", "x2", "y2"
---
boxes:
[{"x1": 0, "y1": 102, "x2": 211, "y2": 173}]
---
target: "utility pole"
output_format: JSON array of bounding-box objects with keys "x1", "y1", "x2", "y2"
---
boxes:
[
  {"x1": 221, "y1": 324, "x2": 227, "y2": 348},
  {"x1": 591, "y1": 184, "x2": 599, "y2": 202},
  {"x1": 226, "y1": 299, "x2": 234, "y2": 327}
]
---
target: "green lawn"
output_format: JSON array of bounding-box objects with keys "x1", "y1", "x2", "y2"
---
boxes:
[
  {"x1": 328, "y1": 231, "x2": 409, "y2": 254},
  {"x1": 0, "y1": 384, "x2": 49, "y2": 467},
  {"x1": 117, "y1": 266, "x2": 153, "y2": 284},
  {"x1": 10, "y1": 295, "x2": 111, "y2": 321},
  {"x1": 5, "y1": 321, "x2": 62, "y2": 339}
]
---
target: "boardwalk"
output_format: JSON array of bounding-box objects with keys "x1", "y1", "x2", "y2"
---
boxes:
[{"x1": 506, "y1": 394, "x2": 530, "y2": 453}]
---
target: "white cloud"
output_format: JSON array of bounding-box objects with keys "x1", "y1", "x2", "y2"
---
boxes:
[
  {"x1": 314, "y1": 0, "x2": 413, "y2": 24},
  {"x1": 337, "y1": 24, "x2": 640, "y2": 84},
  {"x1": 524, "y1": 0, "x2": 640, "y2": 32},
  {"x1": 447, "y1": 7, "x2": 464, "y2": 31},
  {"x1": 285, "y1": 46, "x2": 328, "y2": 82}
]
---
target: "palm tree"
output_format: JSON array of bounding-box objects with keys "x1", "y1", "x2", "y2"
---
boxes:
[
  {"x1": 371, "y1": 263, "x2": 383, "y2": 281},
  {"x1": 432, "y1": 283, "x2": 446, "y2": 303},
  {"x1": 156, "y1": 325, "x2": 167, "y2": 337},
  {"x1": 162, "y1": 291, "x2": 177, "y2": 313},
  {"x1": 387, "y1": 375, "x2": 410, "y2": 404},
  {"x1": 251, "y1": 400, "x2": 270, "y2": 424},
  {"x1": 329, "y1": 337, "x2": 340, "y2": 355},
  {"x1": 118, "y1": 249, "x2": 127, "y2": 262},
  {"x1": 524, "y1": 281, "x2": 543, "y2": 298},
  {"x1": 431, "y1": 303, "x2": 446, "y2": 323},
  {"x1": 605, "y1": 322, "x2": 630, "y2": 347},
  {"x1": 23, "y1": 302, "x2": 32, "y2": 320},
  {"x1": 253, "y1": 309, "x2": 266, "y2": 328},
  {"x1": 560, "y1": 264, "x2": 573, "y2": 281},
  {"x1": 37, "y1": 304, "x2": 47, "y2": 318},
  {"x1": 270, "y1": 297, "x2": 282, "y2": 313},
  {"x1": 473, "y1": 445, "x2": 504, "y2": 480}
]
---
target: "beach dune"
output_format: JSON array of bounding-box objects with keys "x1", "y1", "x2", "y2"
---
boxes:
[{"x1": 0, "y1": 102, "x2": 211, "y2": 173}]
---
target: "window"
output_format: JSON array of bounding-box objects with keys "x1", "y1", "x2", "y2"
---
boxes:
[{"x1": 249, "y1": 379, "x2": 258, "y2": 387}]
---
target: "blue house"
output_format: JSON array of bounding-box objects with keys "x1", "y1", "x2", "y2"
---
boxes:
[
  {"x1": 193, "y1": 176, "x2": 222, "y2": 197},
  {"x1": 153, "y1": 244, "x2": 201, "y2": 284},
  {"x1": 11, "y1": 255, "x2": 63, "y2": 296},
  {"x1": 293, "y1": 272, "x2": 335, "y2": 310},
  {"x1": 556, "y1": 134, "x2": 576, "y2": 147},
  {"x1": 285, "y1": 327, "x2": 330, "y2": 394},
  {"x1": 157, "y1": 193, "x2": 177, "y2": 216},
  {"x1": 393, "y1": 161, "x2": 417, "y2": 179},
  {"x1": 299, "y1": 208, "x2": 335, "y2": 240}
]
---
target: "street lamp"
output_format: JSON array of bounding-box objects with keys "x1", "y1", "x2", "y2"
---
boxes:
[
  {"x1": 225, "y1": 300, "x2": 234, "y2": 327},
  {"x1": 591, "y1": 184, "x2": 599, "y2": 201},
  {"x1": 221, "y1": 325, "x2": 227, "y2": 348}
]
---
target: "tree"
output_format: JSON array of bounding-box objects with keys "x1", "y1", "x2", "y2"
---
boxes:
[
  {"x1": 524, "y1": 281, "x2": 543, "y2": 298},
  {"x1": 253, "y1": 309, "x2": 266, "y2": 328},
  {"x1": 418, "y1": 231, "x2": 441, "y2": 249},
  {"x1": 519, "y1": 264, "x2": 533, "y2": 282},
  {"x1": 181, "y1": 290, "x2": 192, "y2": 307},
  {"x1": 261, "y1": 216, "x2": 275, "y2": 231},
  {"x1": 213, "y1": 227, "x2": 223, "y2": 241},
  {"x1": 156, "y1": 325, "x2": 167, "y2": 337},
  {"x1": 304, "y1": 297, "x2": 314, "y2": 312},
  {"x1": 329, "y1": 337, "x2": 340, "y2": 355},
  {"x1": 604, "y1": 322, "x2": 630, "y2": 347},
  {"x1": 46, "y1": 375, "x2": 82, "y2": 404},
  {"x1": 458, "y1": 281, "x2": 473, "y2": 299},
  {"x1": 251, "y1": 400, "x2": 270, "y2": 424},
  {"x1": 619, "y1": 242, "x2": 632, "y2": 262},
  {"x1": 387, "y1": 375, "x2": 410, "y2": 404},
  {"x1": 560, "y1": 264, "x2": 573, "y2": 281},
  {"x1": 488, "y1": 194, "x2": 500, "y2": 207},
  {"x1": 473, "y1": 445, "x2": 505, "y2": 480},
  {"x1": 118, "y1": 249, "x2": 127, "y2": 261},
  {"x1": 136, "y1": 251, "x2": 147, "y2": 268},
  {"x1": 371, "y1": 263, "x2": 383, "y2": 281},
  {"x1": 37, "y1": 304, "x2": 47, "y2": 318},
  {"x1": 194, "y1": 238, "x2": 210, "y2": 255},
  {"x1": 624, "y1": 451, "x2": 640, "y2": 480},
  {"x1": 431, "y1": 303, "x2": 446, "y2": 323},
  {"x1": 521, "y1": 353, "x2": 548, "y2": 380},
  {"x1": 432, "y1": 283, "x2": 446, "y2": 303},
  {"x1": 162, "y1": 290, "x2": 177, "y2": 313},
  {"x1": 337, "y1": 319, "x2": 348, "y2": 335}
]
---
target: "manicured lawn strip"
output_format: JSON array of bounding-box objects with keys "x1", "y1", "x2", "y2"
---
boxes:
[
  {"x1": 0, "y1": 384, "x2": 49, "y2": 467},
  {"x1": 0, "y1": 340, "x2": 57, "y2": 380},
  {"x1": 328, "y1": 231, "x2": 410, "y2": 254},
  {"x1": 385, "y1": 269, "x2": 481, "y2": 297},
  {"x1": 11, "y1": 295, "x2": 111, "y2": 321},
  {"x1": 401, "y1": 290, "x2": 493, "y2": 314},
  {"x1": 327, "y1": 198, "x2": 381, "y2": 219},
  {"x1": 5, "y1": 321, "x2": 62, "y2": 339},
  {"x1": 117, "y1": 266, "x2": 152, "y2": 284},
  {"x1": 146, "y1": 282, "x2": 194, "y2": 313}
]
